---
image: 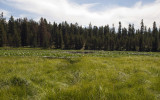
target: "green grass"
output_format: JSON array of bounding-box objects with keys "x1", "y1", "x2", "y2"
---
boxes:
[{"x1": 0, "y1": 48, "x2": 160, "y2": 100}]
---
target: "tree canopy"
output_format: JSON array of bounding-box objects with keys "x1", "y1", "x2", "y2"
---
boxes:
[{"x1": 0, "y1": 13, "x2": 160, "y2": 51}]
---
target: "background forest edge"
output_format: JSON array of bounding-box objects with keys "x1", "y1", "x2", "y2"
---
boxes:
[{"x1": 0, "y1": 12, "x2": 160, "y2": 52}]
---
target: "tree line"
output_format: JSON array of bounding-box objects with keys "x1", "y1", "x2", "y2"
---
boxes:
[{"x1": 0, "y1": 12, "x2": 160, "y2": 51}]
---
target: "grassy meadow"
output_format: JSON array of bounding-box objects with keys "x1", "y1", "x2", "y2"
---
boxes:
[{"x1": 0, "y1": 48, "x2": 160, "y2": 100}]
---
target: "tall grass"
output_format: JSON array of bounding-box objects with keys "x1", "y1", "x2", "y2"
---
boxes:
[{"x1": 0, "y1": 49, "x2": 160, "y2": 99}]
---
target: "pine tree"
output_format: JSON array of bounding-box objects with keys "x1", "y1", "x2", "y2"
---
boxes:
[
  {"x1": 139, "y1": 19, "x2": 144, "y2": 51},
  {"x1": 152, "y1": 22, "x2": 159, "y2": 51},
  {"x1": 29, "y1": 19, "x2": 38, "y2": 47},
  {"x1": 110, "y1": 24, "x2": 115, "y2": 51},
  {"x1": 122, "y1": 27, "x2": 127, "y2": 51},
  {"x1": 0, "y1": 12, "x2": 7, "y2": 46},
  {"x1": 8, "y1": 16, "x2": 21, "y2": 47},
  {"x1": 117, "y1": 22, "x2": 122, "y2": 50},
  {"x1": 21, "y1": 18, "x2": 30, "y2": 46},
  {"x1": 39, "y1": 18, "x2": 51, "y2": 48}
]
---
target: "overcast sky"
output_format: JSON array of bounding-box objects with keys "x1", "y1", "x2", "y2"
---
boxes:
[{"x1": 0, "y1": 0, "x2": 160, "y2": 28}]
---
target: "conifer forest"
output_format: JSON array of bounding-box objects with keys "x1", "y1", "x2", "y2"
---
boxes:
[{"x1": 0, "y1": 12, "x2": 160, "y2": 51}]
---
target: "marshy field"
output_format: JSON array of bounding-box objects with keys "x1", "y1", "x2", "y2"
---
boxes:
[{"x1": 0, "y1": 48, "x2": 160, "y2": 100}]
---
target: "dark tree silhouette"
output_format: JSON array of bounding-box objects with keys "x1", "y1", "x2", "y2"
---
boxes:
[{"x1": 0, "y1": 13, "x2": 160, "y2": 51}]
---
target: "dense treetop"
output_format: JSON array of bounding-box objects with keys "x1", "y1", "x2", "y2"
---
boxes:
[{"x1": 0, "y1": 12, "x2": 160, "y2": 51}]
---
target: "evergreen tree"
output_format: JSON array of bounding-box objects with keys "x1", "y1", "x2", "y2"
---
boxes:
[
  {"x1": 8, "y1": 16, "x2": 21, "y2": 47},
  {"x1": 0, "y1": 12, "x2": 7, "y2": 46},
  {"x1": 21, "y1": 18, "x2": 30, "y2": 46},
  {"x1": 39, "y1": 18, "x2": 51, "y2": 48},
  {"x1": 139, "y1": 19, "x2": 144, "y2": 51},
  {"x1": 152, "y1": 22, "x2": 159, "y2": 51},
  {"x1": 117, "y1": 22, "x2": 122, "y2": 50},
  {"x1": 122, "y1": 27, "x2": 127, "y2": 50}
]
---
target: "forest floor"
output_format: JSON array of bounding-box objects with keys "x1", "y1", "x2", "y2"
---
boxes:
[{"x1": 0, "y1": 48, "x2": 160, "y2": 100}]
